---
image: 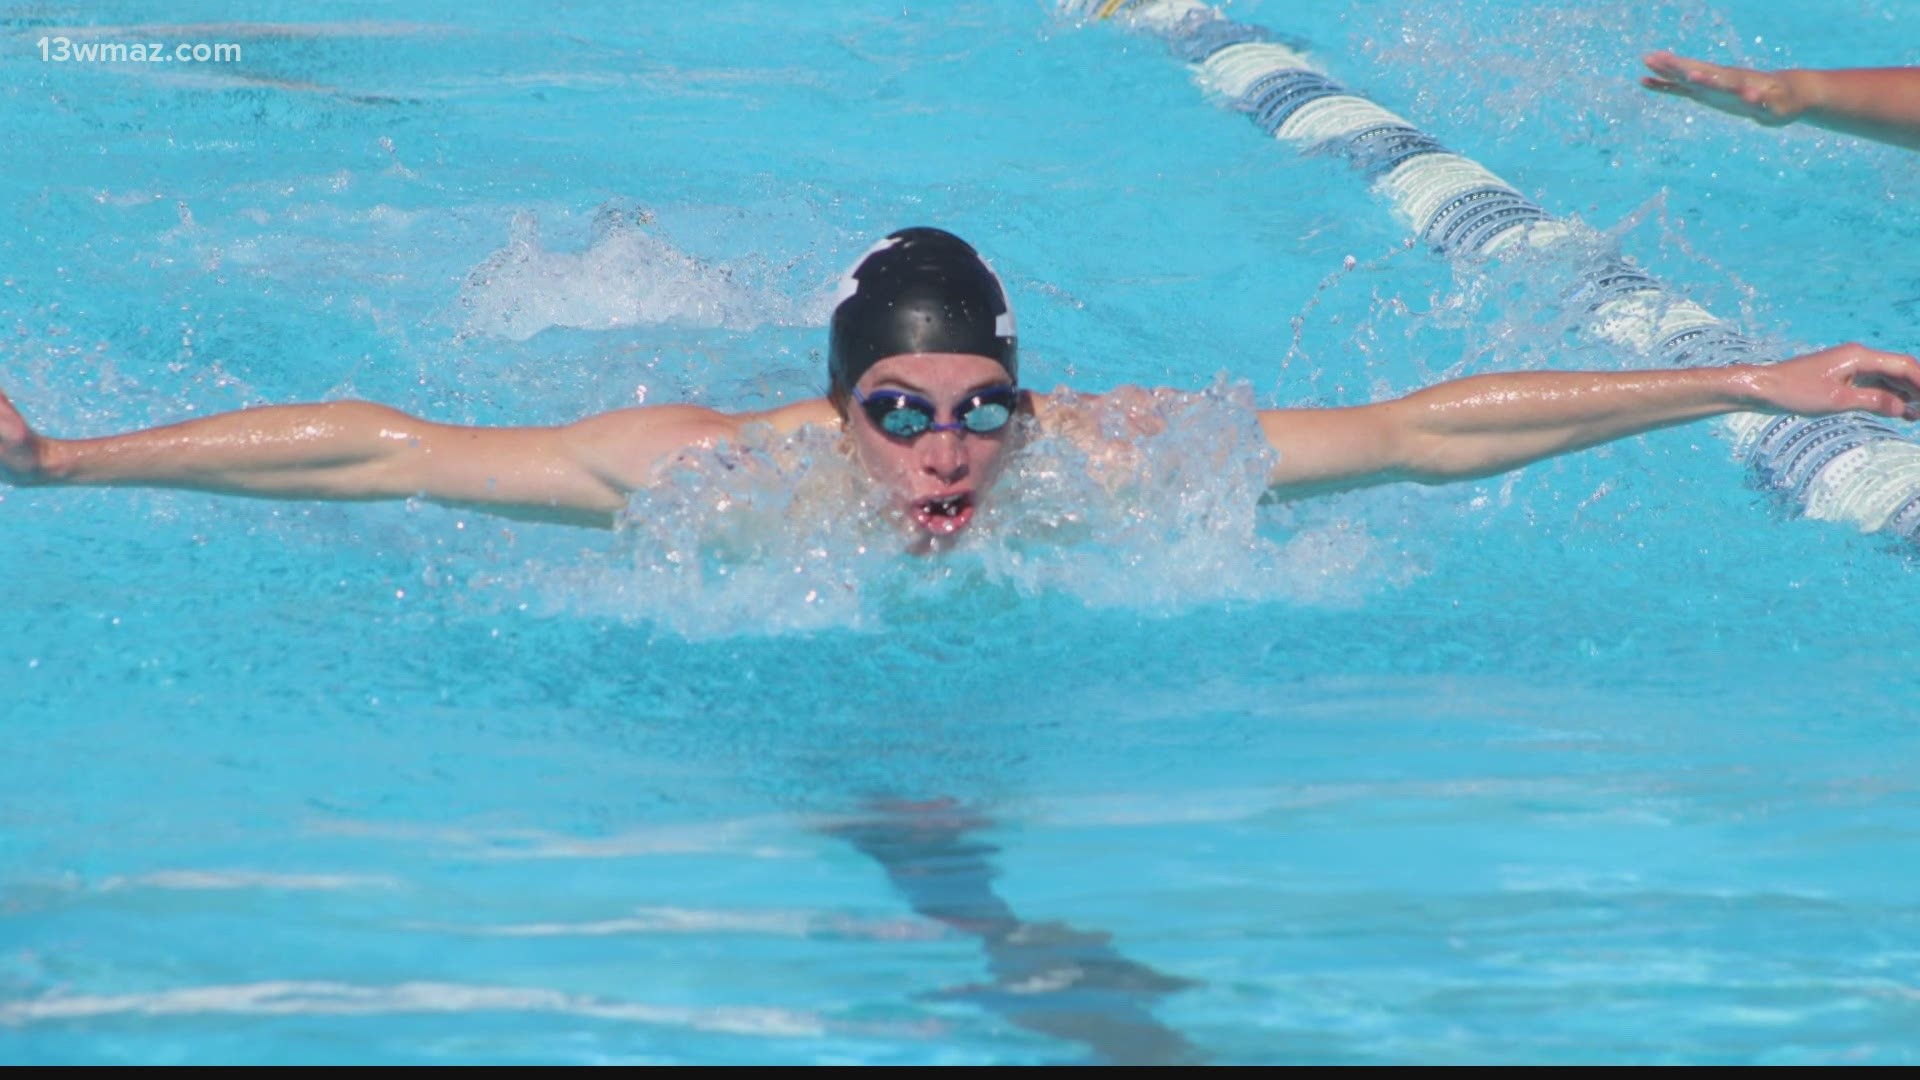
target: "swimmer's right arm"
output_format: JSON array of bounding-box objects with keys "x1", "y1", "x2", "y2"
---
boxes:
[
  {"x1": 1642, "y1": 52, "x2": 1920, "y2": 150},
  {"x1": 0, "y1": 387, "x2": 824, "y2": 527}
]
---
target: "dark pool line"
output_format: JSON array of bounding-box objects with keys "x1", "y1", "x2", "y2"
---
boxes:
[{"x1": 830, "y1": 800, "x2": 1206, "y2": 1065}]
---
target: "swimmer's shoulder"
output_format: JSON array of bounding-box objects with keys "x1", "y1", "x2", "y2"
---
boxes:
[
  {"x1": 579, "y1": 396, "x2": 837, "y2": 449},
  {"x1": 561, "y1": 397, "x2": 840, "y2": 493},
  {"x1": 744, "y1": 397, "x2": 841, "y2": 435},
  {"x1": 1022, "y1": 387, "x2": 1059, "y2": 426}
]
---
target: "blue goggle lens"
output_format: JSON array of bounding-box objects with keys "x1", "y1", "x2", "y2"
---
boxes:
[
  {"x1": 858, "y1": 386, "x2": 1018, "y2": 439},
  {"x1": 878, "y1": 407, "x2": 930, "y2": 438}
]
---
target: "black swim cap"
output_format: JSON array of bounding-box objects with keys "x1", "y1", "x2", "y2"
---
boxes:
[{"x1": 828, "y1": 227, "x2": 1018, "y2": 398}]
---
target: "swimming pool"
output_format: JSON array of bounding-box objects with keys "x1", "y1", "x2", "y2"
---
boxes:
[{"x1": 6, "y1": 0, "x2": 1920, "y2": 1063}]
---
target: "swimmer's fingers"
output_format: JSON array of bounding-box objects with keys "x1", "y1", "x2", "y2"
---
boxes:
[
  {"x1": 1846, "y1": 349, "x2": 1920, "y2": 420},
  {"x1": 1643, "y1": 51, "x2": 1738, "y2": 89},
  {"x1": 1768, "y1": 343, "x2": 1920, "y2": 420},
  {"x1": 1641, "y1": 51, "x2": 1795, "y2": 125},
  {"x1": 1853, "y1": 379, "x2": 1920, "y2": 421}
]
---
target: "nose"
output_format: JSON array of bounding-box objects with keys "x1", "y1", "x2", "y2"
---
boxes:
[{"x1": 917, "y1": 428, "x2": 970, "y2": 483}]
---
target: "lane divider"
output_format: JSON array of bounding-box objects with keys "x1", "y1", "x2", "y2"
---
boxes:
[{"x1": 1063, "y1": 0, "x2": 1920, "y2": 537}]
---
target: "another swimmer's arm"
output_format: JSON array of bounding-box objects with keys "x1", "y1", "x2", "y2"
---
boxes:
[
  {"x1": 1259, "y1": 344, "x2": 1920, "y2": 500},
  {"x1": 1642, "y1": 53, "x2": 1920, "y2": 150},
  {"x1": 0, "y1": 388, "x2": 766, "y2": 527}
]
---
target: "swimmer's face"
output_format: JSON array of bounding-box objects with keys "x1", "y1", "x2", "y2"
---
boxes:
[{"x1": 846, "y1": 352, "x2": 1021, "y2": 541}]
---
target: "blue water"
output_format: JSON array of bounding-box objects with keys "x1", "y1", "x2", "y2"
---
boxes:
[{"x1": 6, "y1": 0, "x2": 1920, "y2": 1064}]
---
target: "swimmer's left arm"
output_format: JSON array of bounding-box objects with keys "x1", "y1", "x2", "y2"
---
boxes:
[{"x1": 1259, "y1": 343, "x2": 1920, "y2": 500}]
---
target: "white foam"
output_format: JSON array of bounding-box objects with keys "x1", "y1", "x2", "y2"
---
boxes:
[{"x1": 457, "y1": 210, "x2": 812, "y2": 342}]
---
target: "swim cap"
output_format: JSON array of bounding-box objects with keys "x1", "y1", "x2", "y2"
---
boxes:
[{"x1": 828, "y1": 227, "x2": 1018, "y2": 397}]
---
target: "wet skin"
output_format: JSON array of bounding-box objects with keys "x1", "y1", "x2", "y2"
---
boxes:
[
  {"x1": 7, "y1": 344, "x2": 1920, "y2": 539},
  {"x1": 843, "y1": 352, "x2": 1021, "y2": 542}
]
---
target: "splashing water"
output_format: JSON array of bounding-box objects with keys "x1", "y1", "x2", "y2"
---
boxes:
[
  {"x1": 1301, "y1": 205, "x2": 1790, "y2": 399},
  {"x1": 503, "y1": 381, "x2": 1415, "y2": 637},
  {"x1": 1352, "y1": 0, "x2": 1743, "y2": 147},
  {"x1": 456, "y1": 204, "x2": 819, "y2": 342}
]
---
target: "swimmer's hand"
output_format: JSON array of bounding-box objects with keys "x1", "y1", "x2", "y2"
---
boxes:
[
  {"x1": 1643, "y1": 54, "x2": 1920, "y2": 150},
  {"x1": 1752, "y1": 342, "x2": 1920, "y2": 421},
  {"x1": 0, "y1": 386, "x2": 47, "y2": 485},
  {"x1": 1641, "y1": 51, "x2": 1806, "y2": 126}
]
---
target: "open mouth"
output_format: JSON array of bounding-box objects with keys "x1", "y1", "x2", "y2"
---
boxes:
[{"x1": 911, "y1": 491, "x2": 976, "y2": 535}]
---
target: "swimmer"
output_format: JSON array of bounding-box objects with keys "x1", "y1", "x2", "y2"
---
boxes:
[
  {"x1": 4, "y1": 226, "x2": 1920, "y2": 541},
  {"x1": 1641, "y1": 51, "x2": 1920, "y2": 150}
]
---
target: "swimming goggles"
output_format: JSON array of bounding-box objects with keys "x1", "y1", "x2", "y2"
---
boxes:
[{"x1": 852, "y1": 384, "x2": 1020, "y2": 439}]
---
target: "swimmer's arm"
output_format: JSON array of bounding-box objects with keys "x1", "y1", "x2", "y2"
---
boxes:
[
  {"x1": 0, "y1": 388, "x2": 829, "y2": 527},
  {"x1": 1784, "y1": 68, "x2": 1920, "y2": 148},
  {"x1": 1642, "y1": 53, "x2": 1920, "y2": 149},
  {"x1": 1259, "y1": 344, "x2": 1920, "y2": 500}
]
